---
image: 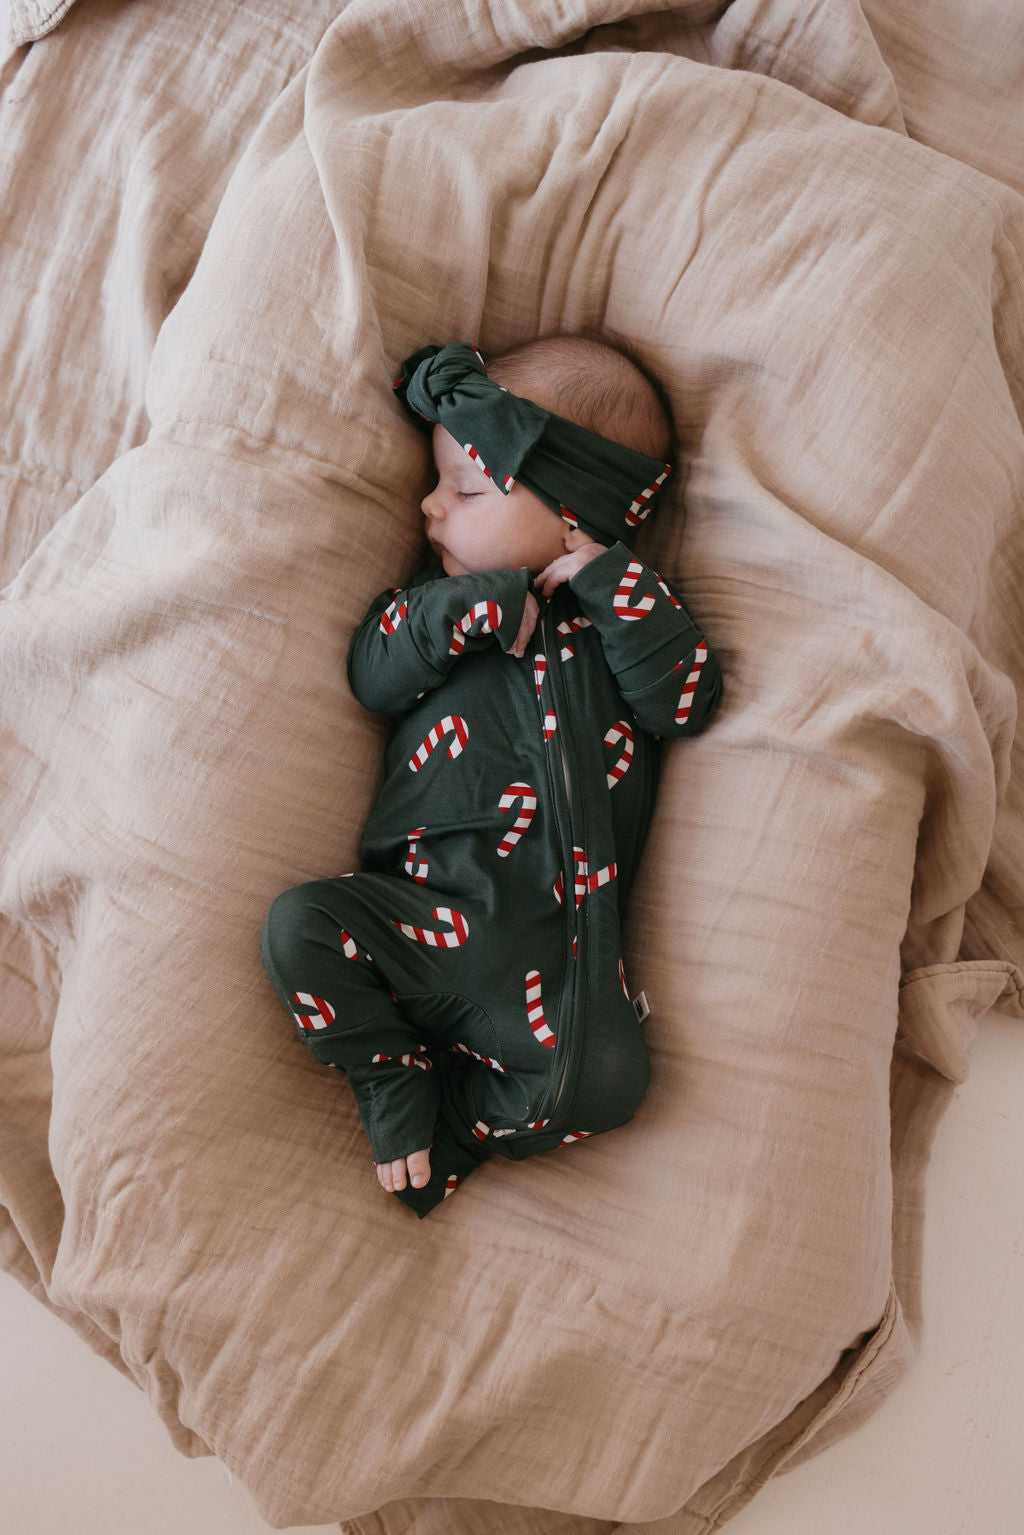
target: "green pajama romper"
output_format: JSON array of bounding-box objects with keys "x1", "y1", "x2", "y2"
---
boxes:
[{"x1": 260, "y1": 345, "x2": 723, "y2": 1217}]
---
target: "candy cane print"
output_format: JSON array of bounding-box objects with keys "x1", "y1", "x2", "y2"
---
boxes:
[
  {"x1": 525, "y1": 970, "x2": 555, "y2": 1047},
  {"x1": 371, "y1": 1044, "x2": 432, "y2": 1072},
  {"x1": 292, "y1": 992, "x2": 335, "y2": 1031},
  {"x1": 392, "y1": 906, "x2": 469, "y2": 947},
  {"x1": 673, "y1": 642, "x2": 708, "y2": 725},
  {"x1": 532, "y1": 654, "x2": 557, "y2": 741},
  {"x1": 556, "y1": 613, "x2": 591, "y2": 661},
  {"x1": 656, "y1": 576, "x2": 682, "y2": 610},
  {"x1": 338, "y1": 929, "x2": 364, "y2": 961},
  {"x1": 528, "y1": 1118, "x2": 550, "y2": 1129},
  {"x1": 560, "y1": 1130, "x2": 593, "y2": 1145},
  {"x1": 443, "y1": 1174, "x2": 459, "y2": 1199},
  {"x1": 450, "y1": 1041, "x2": 507, "y2": 1074},
  {"x1": 379, "y1": 592, "x2": 408, "y2": 635},
  {"x1": 448, "y1": 600, "x2": 503, "y2": 656},
  {"x1": 462, "y1": 442, "x2": 515, "y2": 493},
  {"x1": 559, "y1": 504, "x2": 578, "y2": 529},
  {"x1": 497, "y1": 782, "x2": 537, "y2": 856},
  {"x1": 603, "y1": 720, "x2": 635, "y2": 787},
  {"x1": 472, "y1": 1120, "x2": 491, "y2": 1141},
  {"x1": 405, "y1": 827, "x2": 428, "y2": 884},
  {"x1": 613, "y1": 558, "x2": 656, "y2": 621},
  {"x1": 409, "y1": 714, "x2": 468, "y2": 772},
  {"x1": 586, "y1": 860, "x2": 617, "y2": 897},
  {"x1": 624, "y1": 465, "x2": 671, "y2": 528}
]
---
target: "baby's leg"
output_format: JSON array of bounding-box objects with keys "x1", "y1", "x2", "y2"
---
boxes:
[{"x1": 261, "y1": 879, "x2": 442, "y2": 1177}]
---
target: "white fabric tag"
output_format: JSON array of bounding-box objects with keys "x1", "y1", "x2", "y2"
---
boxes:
[{"x1": 632, "y1": 991, "x2": 650, "y2": 1023}]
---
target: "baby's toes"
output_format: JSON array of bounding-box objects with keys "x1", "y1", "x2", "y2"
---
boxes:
[
  {"x1": 376, "y1": 1160, "x2": 395, "y2": 1192},
  {"x1": 406, "y1": 1147, "x2": 432, "y2": 1189}
]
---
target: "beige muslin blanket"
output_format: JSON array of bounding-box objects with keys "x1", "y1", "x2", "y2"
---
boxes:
[{"x1": 2, "y1": 1, "x2": 1023, "y2": 1530}]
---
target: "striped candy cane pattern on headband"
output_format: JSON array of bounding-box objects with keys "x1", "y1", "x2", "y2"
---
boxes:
[
  {"x1": 449, "y1": 600, "x2": 502, "y2": 656},
  {"x1": 409, "y1": 715, "x2": 468, "y2": 771},
  {"x1": 379, "y1": 592, "x2": 407, "y2": 634},
  {"x1": 613, "y1": 559, "x2": 656, "y2": 620},
  {"x1": 603, "y1": 720, "x2": 635, "y2": 787},
  {"x1": 673, "y1": 642, "x2": 708, "y2": 725},
  {"x1": 405, "y1": 827, "x2": 428, "y2": 884},
  {"x1": 525, "y1": 970, "x2": 555, "y2": 1047},
  {"x1": 292, "y1": 992, "x2": 335, "y2": 1031},
  {"x1": 392, "y1": 906, "x2": 469, "y2": 947},
  {"x1": 462, "y1": 442, "x2": 515, "y2": 493},
  {"x1": 624, "y1": 465, "x2": 671, "y2": 528},
  {"x1": 497, "y1": 782, "x2": 537, "y2": 856}
]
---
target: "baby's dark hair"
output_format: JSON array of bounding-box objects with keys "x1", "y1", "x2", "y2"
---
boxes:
[{"x1": 484, "y1": 329, "x2": 674, "y2": 463}]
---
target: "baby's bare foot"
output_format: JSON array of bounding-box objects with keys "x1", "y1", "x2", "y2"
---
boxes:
[{"x1": 377, "y1": 1146, "x2": 431, "y2": 1193}]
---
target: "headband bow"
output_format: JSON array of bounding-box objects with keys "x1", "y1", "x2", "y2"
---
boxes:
[{"x1": 393, "y1": 342, "x2": 671, "y2": 548}]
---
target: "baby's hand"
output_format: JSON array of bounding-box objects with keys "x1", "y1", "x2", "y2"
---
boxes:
[
  {"x1": 509, "y1": 591, "x2": 540, "y2": 658},
  {"x1": 377, "y1": 1146, "x2": 431, "y2": 1193},
  {"x1": 534, "y1": 542, "x2": 605, "y2": 599}
]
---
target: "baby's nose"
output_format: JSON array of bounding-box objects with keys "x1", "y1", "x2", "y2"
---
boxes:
[{"x1": 421, "y1": 485, "x2": 444, "y2": 519}]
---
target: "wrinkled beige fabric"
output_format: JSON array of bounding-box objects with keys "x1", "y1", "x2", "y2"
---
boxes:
[{"x1": 2, "y1": 1, "x2": 1023, "y2": 1532}]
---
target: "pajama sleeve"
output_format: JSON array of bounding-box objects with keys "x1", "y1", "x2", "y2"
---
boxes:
[
  {"x1": 568, "y1": 541, "x2": 723, "y2": 738},
  {"x1": 347, "y1": 564, "x2": 532, "y2": 717}
]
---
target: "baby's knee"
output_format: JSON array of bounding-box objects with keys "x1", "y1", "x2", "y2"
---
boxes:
[
  {"x1": 574, "y1": 1022, "x2": 651, "y2": 1133},
  {"x1": 261, "y1": 878, "x2": 337, "y2": 974}
]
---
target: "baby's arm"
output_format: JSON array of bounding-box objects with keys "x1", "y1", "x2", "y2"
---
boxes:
[
  {"x1": 347, "y1": 566, "x2": 531, "y2": 716},
  {"x1": 565, "y1": 542, "x2": 723, "y2": 738}
]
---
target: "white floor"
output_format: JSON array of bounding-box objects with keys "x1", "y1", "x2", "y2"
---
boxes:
[{"x1": 3, "y1": 1007, "x2": 1022, "y2": 1535}]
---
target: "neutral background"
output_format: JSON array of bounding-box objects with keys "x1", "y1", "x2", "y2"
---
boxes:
[{"x1": 2, "y1": 1006, "x2": 1021, "y2": 1535}]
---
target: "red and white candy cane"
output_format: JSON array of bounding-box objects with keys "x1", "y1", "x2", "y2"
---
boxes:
[
  {"x1": 624, "y1": 465, "x2": 671, "y2": 528},
  {"x1": 554, "y1": 847, "x2": 616, "y2": 907},
  {"x1": 586, "y1": 860, "x2": 617, "y2": 897},
  {"x1": 443, "y1": 1173, "x2": 459, "y2": 1199},
  {"x1": 392, "y1": 906, "x2": 469, "y2": 947},
  {"x1": 449, "y1": 600, "x2": 503, "y2": 656},
  {"x1": 292, "y1": 991, "x2": 335, "y2": 1031},
  {"x1": 672, "y1": 641, "x2": 708, "y2": 725},
  {"x1": 405, "y1": 827, "x2": 428, "y2": 884},
  {"x1": 472, "y1": 1120, "x2": 491, "y2": 1141},
  {"x1": 525, "y1": 969, "x2": 555, "y2": 1047},
  {"x1": 462, "y1": 441, "x2": 515, "y2": 493},
  {"x1": 497, "y1": 782, "x2": 537, "y2": 857},
  {"x1": 371, "y1": 1044, "x2": 432, "y2": 1072},
  {"x1": 450, "y1": 1041, "x2": 507, "y2": 1074},
  {"x1": 603, "y1": 719, "x2": 634, "y2": 787},
  {"x1": 560, "y1": 1130, "x2": 593, "y2": 1145},
  {"x1": 379, "y1": 592, "x2": 408, "y2": 635},
  {"x1": 533, "y1": 654, "x2": 557, "y2": 740},
  {"x1": 556, "y1": 613, "x2": 591, "y2": 661},
  {"x1": 613, "y1": 558, "x2": 656, "y2": 621},
  {"x1": 656, "y1": 576, "x2": 682, "y2": 610},
  {"x1": 409, "y1": 714, "x2": 468, "y2": 772}
]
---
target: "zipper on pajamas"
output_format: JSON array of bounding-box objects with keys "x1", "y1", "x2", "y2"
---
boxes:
[{"x1": 535, "y1": 604, "x2": 583, "y2": 1118}]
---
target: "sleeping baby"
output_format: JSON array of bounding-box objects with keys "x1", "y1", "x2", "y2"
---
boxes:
[{"x1": 260, "y1": 335, "x2": 723, "y2": 1217}]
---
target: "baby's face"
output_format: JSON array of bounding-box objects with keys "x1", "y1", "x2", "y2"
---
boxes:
[{"x1": 422, "y1": 426, "x2": 578, "y2": 577}]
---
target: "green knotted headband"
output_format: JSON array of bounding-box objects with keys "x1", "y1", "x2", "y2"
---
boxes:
[{"x1": 393, "y1": 342, "x2": 671, "y2": 548}]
